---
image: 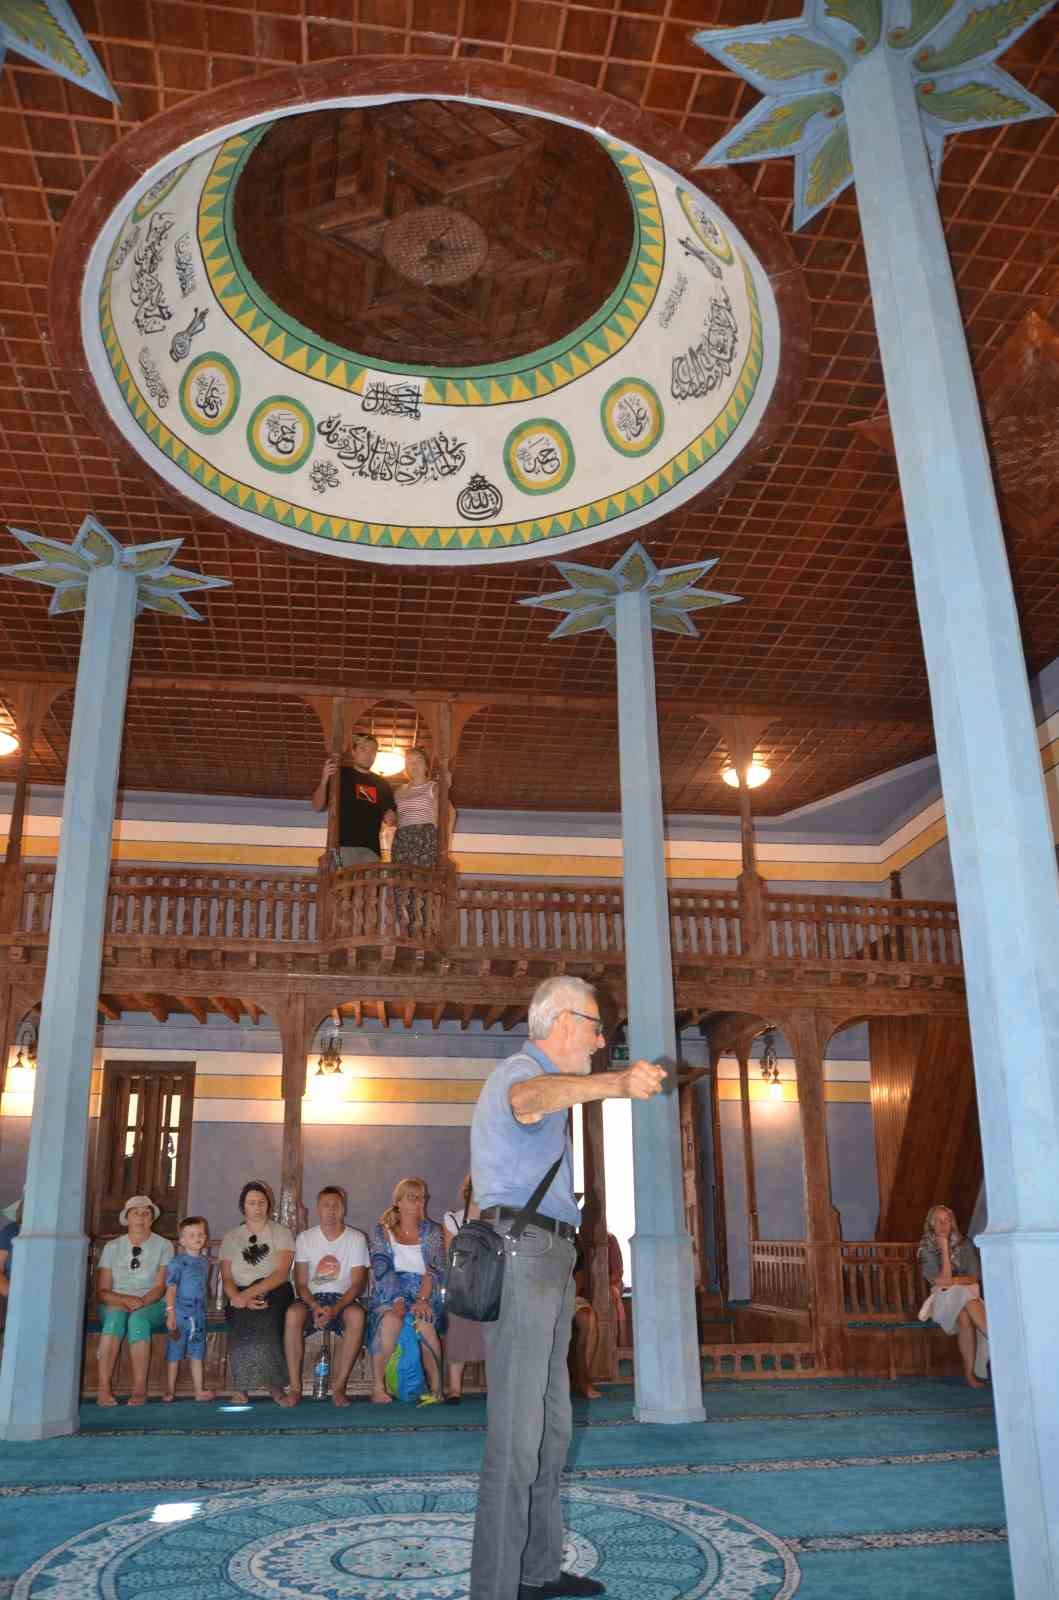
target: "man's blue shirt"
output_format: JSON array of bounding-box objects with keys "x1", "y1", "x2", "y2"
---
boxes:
[{"x1": 471, "y1": 1042, "x2": 579, "y2": 1226}]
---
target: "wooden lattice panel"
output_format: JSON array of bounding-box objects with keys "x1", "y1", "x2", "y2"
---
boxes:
[{"x1": 0, "y1": 2, "x2": 1057, "y2": 809}]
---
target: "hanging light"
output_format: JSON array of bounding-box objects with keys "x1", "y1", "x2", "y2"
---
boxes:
[
  {"x1": 759, "y1": 1031, "x2": 783, "y2": 1100},
  {"x1": 315, "y1": 1028, "x2": 344, "y2": 1077},
  {"x1": 0, "y1": 731, "x2": 19, "y2": 757},
  {"x1": 722, "y1": 762, "x2": 770, "y2": 789},
  {"x1": 372, "y1": 746, "x2": 406, "y2": 778}
]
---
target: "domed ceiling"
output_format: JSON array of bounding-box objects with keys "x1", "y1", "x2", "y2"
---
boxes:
[{"x1": 79, "y1": 94, "x2": 781, "y2": 566}]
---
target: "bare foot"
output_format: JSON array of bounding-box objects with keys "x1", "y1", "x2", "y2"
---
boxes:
[
  {"x1": 230, "y1": 1391, "x2": 249, "y2": 1406},
  {"x1": 331, "y1": 1390, "x2": 350, "y2": 1407},
  {"x1": 285, "y1": 1391, "x2": 302, "y2": 1407},
  {"x1": 97, "y1": 1389, "x2": 118, "y2": 1407},
  {"x1": 585, "y1": 1385, "x2": 603, "y2": 1399},
  {"x1": 371, "y1": 1389, "x2": 393, "y2": 1405},
  {"x1": 271, "y1": 1387, "x2": 294, "y2": 1408},
  {"x1": 194, "y1": 1390, "x2": 215, "y2": 1402},
  {"x1": 127, "y1": 1391, "x2": 148, "y2": 1407},
  {"x1": 162, "y1": 1394, "x2": 175, "y2": 1404},
  {"x1": 966, "y1": 1374, "x2": 986, "y2": 1388}
]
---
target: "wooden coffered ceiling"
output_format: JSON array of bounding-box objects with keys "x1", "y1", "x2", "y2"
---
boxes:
[{"x1": 1, "y1": 1, "x2": 1059, "y2": 817}]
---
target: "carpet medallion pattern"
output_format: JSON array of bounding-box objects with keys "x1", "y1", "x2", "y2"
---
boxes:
[{"x1": 14, "y1": 1477, "x2": 800, "y2": 1600}]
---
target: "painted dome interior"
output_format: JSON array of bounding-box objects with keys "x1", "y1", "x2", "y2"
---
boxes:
[{"x1": 233, "y1": 102, "x2": 635, "y2": 370}]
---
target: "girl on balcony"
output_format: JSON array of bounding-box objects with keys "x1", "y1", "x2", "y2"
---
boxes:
[
  {"x1": 392, "y1": 748, "x2": 440, "y2": 868},
  {"x1": 918, "y1": 1203, "x2": 990, "y2": 1387}
]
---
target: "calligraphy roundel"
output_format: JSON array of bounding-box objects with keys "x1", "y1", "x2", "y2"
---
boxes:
[
  {"x1": 179, "y1": 351, "x2": 241, "y2": 435},
  {"x1": 76, "y1": 72, "x2": 789, "y2": 564},
  {"x1": 601, "y1": 377, "x2": 664, "y2": 457},
  {"x1": 247, "y1": 396, "x2": 316, "y2": 473},
  {"x1": 503, "y1": 418, "x2": 576, "y2": 496}
]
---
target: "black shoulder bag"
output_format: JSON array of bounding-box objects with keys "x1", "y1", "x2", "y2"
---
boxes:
[{"x1": 443, "y1": 1155, "x2": 564, "y2": 1323}]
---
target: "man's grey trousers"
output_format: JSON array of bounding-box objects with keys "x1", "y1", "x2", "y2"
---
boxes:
[{"x1": 470, "y1": 1222, "x2": 577, "y2": 1600}]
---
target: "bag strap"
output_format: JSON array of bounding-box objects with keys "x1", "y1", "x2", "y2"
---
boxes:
[{"x1": 506, "y1": 1153, "x2": 566, "y2": 1241}]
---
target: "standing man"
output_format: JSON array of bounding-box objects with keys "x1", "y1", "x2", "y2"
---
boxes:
[
  {"x1": 284, "y1": 1186, "x2": 369, "y2": 1406},
  {"x1": 312, "y1": 735, "x2": 397, "y2": 865},
  {"x1": 470, "y1": 975, "x2": 665, "y2": 1600}
]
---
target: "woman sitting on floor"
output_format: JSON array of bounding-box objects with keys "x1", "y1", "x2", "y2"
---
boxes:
[
  {"x1": 368, "y1": 1176, "x2": 446, "y2": 1406},
  {"x1": 918, "y1": 1202, "x2": 990, "y2": 1387},
  {"x1": 219, "y1": 1180, "x2": 295, "y2": 1406},
  {"x1": 96, "y1": 1193, "x2": 174, "y2": 1406}
]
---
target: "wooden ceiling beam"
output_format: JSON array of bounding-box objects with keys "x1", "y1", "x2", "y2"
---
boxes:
[
  {"x1": 183, "y1": 998, "x2": 208, "y2": 1024},
  {"x1": 97, "y1": 997, "x2": 121, "y2": 1022},
  {"x1": 350, "y1": 1000, "x2": 363, "y2": 1028},
  {"x1": 210, "y1": 996, "x2": 242, "y2": 1025},
  {"x1": 483, "y1": 1005, "x2": 504, "y2": 1029},
  {"x1": 246, "y1": 1002, "x2": 263, "y2": 1025},
  {"x1": 0, "y1": 670, "x2": 932, "y2": 728},
  {"x1": 461, "y1": 1004, "x2": 475, "y2": 1030},
  {"x1": 376, "y1": 1000, "x2": 388, "y2": 1028},
  {"x1": 402, "y1": 1002, "x2": 416, "y2": 1030},
  {"x1": 141, "y1": 994, "x2": 169, "y2": 1024},
  {"x1": 431, "y1": 1003, "x2": 446, "y2": 1029},
  {"x1": 502, "y1": 1006, "x2": 525, "y2": 1031}
]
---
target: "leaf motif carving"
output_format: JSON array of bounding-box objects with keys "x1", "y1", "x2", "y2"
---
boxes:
[
  {"x1": 727, "y1": 34, "x2": 848, "y2": 82},
  {"x1": 915, "y1": 0, "x2": 1051, "y2": 71},
  {"x1": 728, "y1": 93, "x2": 843, "y2": 158},
  {"x1": 804, "y1": 122, "x2": 853, "y2": 211},
  {"x1": 916, "y1": 78, "x2": 1036, "y2": 122},
  {"x1": 824, "y1": 0, "x2": 882, "y2": 53},
  {"x1": 888, "y1": 0, "x2": 955, "y2": 48}
]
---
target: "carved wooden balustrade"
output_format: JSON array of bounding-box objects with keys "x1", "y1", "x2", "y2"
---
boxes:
[
  {"x1": 5, "y1": 866, "x2": 966, "y2": 980},
  {"x1": 765, "y1": 894, "x2": 961, "y2": 967},
  {"x1": 839, "y1": 1241, "x2": 924, "y2": 1321},
  {"x1": 749, "y1": 1240, "x2": 811, "y2": 1312}
]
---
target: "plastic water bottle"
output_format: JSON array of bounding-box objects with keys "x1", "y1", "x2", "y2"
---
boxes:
[{"x1": 313, "y1": 1336, "x2": 331, "y2": 1400}]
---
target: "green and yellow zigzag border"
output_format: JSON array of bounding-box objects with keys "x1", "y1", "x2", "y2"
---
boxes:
[
  {"x1": 196, "y1": 128, "x2": 665, "y2": 407},
  {"x1": 98, "y1": 249, "x2": 765, "y2": 552}
]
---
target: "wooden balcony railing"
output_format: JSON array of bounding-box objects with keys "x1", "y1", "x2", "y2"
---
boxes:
[
  {"x1": 749, "y1": 1240, "x2": 811, "y2": 1312},
  {"x1": 7, "y1": 865, "x2": 963, "y2": 976},
  {"x1": 765, "y1": 894, "x2": 961, "y2": 967},
  {"x1": 839, "y1": 1241, "x2": 924, "y2": 1321}
]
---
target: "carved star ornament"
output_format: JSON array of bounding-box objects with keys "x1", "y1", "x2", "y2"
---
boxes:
[
  {"x1": 0, "y1": 516, "x2": 230, "y2": 620},
  {"x1": 692, "y1": 0, "x2": 1057, "y2": 229},
  {"x1": 520, "y1": 541, "x2": 743, "y2": 640}
]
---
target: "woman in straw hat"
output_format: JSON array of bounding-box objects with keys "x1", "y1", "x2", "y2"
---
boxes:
[{"x1": 95, "y1": 1194, "x2": 174, "y2": 1406}]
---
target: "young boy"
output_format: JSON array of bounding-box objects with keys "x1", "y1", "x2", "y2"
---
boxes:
[{"x1": 164, "y1": 1215, "x2": 215, "y2": 1402}]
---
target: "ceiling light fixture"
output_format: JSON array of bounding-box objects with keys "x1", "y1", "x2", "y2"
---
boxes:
[
  {"x1": 0, "y1": 731, "x2": 19, "y2": 757},
  {"x1": 372, "y1": 746, "x2": 406, "y2": 778},
  {"x1": 759, "y1": 1031, "x2": 783, "y2": 1100},
  {"x1": 314, "y1": 1029, "x2": 343, "y2": 1078},
  {"x1": 722, "y1": 762, "x2": 770, "y2": 789}
]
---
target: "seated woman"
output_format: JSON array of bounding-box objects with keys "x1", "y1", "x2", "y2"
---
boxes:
[
  {"x1": 219, "y1": 1181, "x2": 295, "y2": 1406},
  {"x1": 368, "y1": 1176, "x2": 446, "y2": 1406},
  {"x1": 95, "y1": 1194, "x2": 174, "y2": 1406},
  {"x1": 442, "y1": 1174, "x2": 485, "y2": 1403},
  {"x1": 569, "y1": 1239, "x2": 602, "y2": 1399},
  {"x1": 918, "y1": 1202, "x2": 990, "y2": 1387}
]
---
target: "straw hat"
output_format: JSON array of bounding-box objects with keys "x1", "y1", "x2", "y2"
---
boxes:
[{"x1": 119, "y1": 1194, "x2": 160, "y2": 1226}]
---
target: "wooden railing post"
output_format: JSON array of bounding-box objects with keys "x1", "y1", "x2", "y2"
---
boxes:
[{"x1": 785, "y1": 1008, "x2": 845, "y2": 1372}]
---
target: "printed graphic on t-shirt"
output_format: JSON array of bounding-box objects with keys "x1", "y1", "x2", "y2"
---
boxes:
[
  {"x1": 316, "y1": 1254, "x2": 340, "y2": 1281},
  {"x1": 355, "y1": 783, "x2": 379, "y2": 804}
]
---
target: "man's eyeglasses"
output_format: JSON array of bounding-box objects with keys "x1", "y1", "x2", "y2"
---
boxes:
[{"x1": 567, "y1": 1009, "x2": 604, "y2": 1035}]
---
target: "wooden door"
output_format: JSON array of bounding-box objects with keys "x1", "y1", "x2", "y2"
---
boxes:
[{"x1": 93, "y1": 1063, "x2": 194, "y2": 1236}]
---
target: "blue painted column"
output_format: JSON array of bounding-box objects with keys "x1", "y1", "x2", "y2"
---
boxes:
[
  {"x1": 615, "y1": 589, "x2": 705, "y2": 1424},
  {"x1": 844, "y1": 48, "x2": 1059, "y2": 1594},
  {"x1": 0, "y1": 564, "x2": 137, "y2": 1439}
]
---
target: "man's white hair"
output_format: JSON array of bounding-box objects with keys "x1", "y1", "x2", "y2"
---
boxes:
[{"x1": 527, "y1": 975, "x2": 598, "y2": 1041}]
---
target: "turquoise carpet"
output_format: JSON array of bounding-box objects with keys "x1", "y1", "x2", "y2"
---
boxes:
[{"x1": 0, "y1": 1379, "x2": 1011, "y2": 1598}]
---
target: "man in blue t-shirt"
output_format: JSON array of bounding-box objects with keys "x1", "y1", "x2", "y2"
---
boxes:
[{"x1": 469, "y1": 976, "x2": 664, "y2": 1600}]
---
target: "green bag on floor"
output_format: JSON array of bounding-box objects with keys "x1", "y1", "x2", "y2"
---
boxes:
[{"x1": 384, "y1": 1310, "x2": 426, "y2": 1402}]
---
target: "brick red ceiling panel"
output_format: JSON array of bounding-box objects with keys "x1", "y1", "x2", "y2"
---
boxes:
[{"x1": 1, "y1": 0, "x2": 1058, "y2": 814}]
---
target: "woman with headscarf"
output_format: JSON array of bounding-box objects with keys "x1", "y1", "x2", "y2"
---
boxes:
[
  {"x1": 219, "y1": 1180, "x2": 295, "y2": 1405},
  {"x1": 95, "y1": 1194, "x2": 174, "y2": 1406},
  {"x1": 368, "y1": 1176, "x2": 446, "y2": 1405},
  {"x1": 917, "y1": 1203, "x2": 990, "y2": 1386}
]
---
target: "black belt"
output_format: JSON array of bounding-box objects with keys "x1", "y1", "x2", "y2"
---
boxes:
[{"x1": 481, "y1": 1206, "x2": 577, "y2": 1242}]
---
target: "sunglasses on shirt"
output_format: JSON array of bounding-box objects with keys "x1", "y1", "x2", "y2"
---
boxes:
[{"x1": 129, "y1": 1245, "x2": 142, "y2": 1270}]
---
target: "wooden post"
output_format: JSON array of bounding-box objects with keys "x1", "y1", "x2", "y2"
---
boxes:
[
  {"x1": 707, "y1": 715, "x2": 772, "y2": 960},
  {"x1": 707, "y1": 1052, "x2": 729, "y2": 1304},
  {"x1": 580, "y1": 991, "x2": 620, "y2": 1379},
  {"x1": 0, "y1": 684, "x2": 59, "y2": 934},
  {"x1": 785, "y1": 1008, "x2": 844, "y2": 1372},
  {"x1": 277, "y1": 994, "x2": 308, "y2": 1234},
  {"x1": 736, "y1": 1043, "x2": 759, "y2": 1245}
]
